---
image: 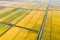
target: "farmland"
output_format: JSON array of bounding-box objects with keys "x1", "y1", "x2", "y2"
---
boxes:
[{"x1": 0, "y1": 0, "x2": 60, "y2": 40}]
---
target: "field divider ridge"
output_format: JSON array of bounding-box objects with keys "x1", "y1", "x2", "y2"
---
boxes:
[{"x1": 0, "y1": 22, "x2": 39, "y2": 33}]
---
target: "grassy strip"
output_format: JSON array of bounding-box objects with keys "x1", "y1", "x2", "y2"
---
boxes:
[{"x1": 0, "y1": 8, "x2": 19, "y2": 18}]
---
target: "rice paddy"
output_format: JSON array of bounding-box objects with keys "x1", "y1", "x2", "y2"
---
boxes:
[{"x1": 0, "y1": 0, "x2": 60, "y2": 40}]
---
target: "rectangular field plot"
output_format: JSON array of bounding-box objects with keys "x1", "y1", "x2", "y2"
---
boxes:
[
  {"x1": 41, "y1": 11, "x2": 60, "y2": 40},
  {"x1": 52, "y1": 11, "x2": 60, "y2": 40},
  {"x1": 16, "y1": 11, "x2": 45, "y2": 31},
  {"x1": 0, "y1": 27, "x2": 38, "y2": 40},
  {"x1": 0, "y1": 23, "x2": 11, "y2": 36}
]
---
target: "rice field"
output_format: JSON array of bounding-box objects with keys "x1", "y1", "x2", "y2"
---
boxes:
[{"x1": 0, "y1": 0, "x2": 60, "y2": 40}]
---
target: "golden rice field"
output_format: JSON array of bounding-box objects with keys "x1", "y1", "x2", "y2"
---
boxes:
[{"x1": 0, "y1": 1, "x2": 60, "y2": 40}]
